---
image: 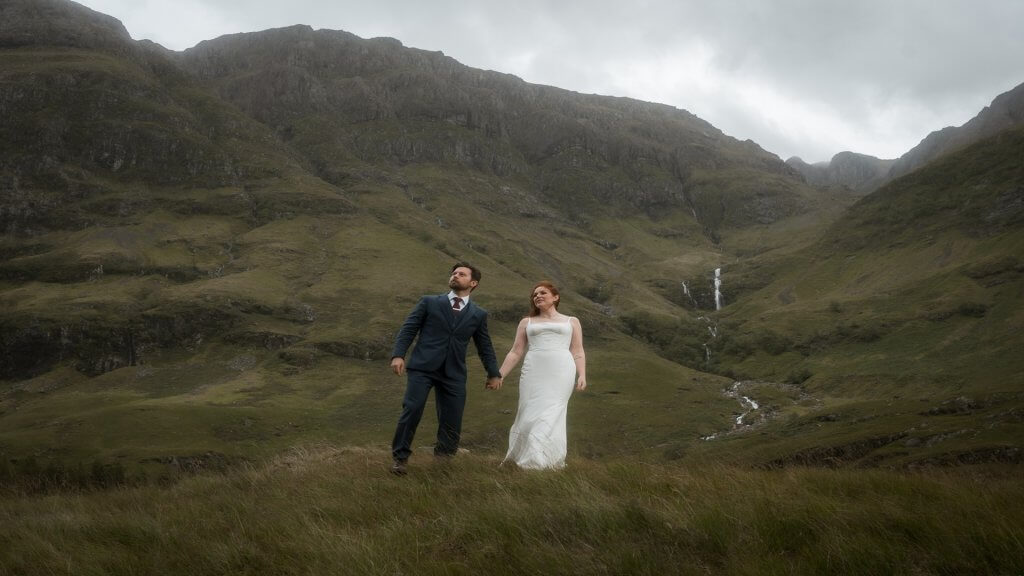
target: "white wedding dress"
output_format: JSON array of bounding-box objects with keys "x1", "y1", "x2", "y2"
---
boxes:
[{"x1": 503, "y1": 317, "x2": 576, "y2": 469}]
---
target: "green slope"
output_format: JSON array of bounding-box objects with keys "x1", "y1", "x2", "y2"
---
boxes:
[{"x1": 700, "y1": 125, "x2": 1024, "y2": 466}]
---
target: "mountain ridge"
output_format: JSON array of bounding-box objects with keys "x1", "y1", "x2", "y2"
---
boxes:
[
  {"x1": 790, "y1": 81, "x2": 1024, "y2": 194},
  {"x1": 888, "y1": 81, "x2": 1024, "y2": 181},
  {"x1": 175, "y1": 23, "x2": 812, "y2": 233},
  {"x1": 786, "y1": 151, "x2": 894, "y2": 194}
]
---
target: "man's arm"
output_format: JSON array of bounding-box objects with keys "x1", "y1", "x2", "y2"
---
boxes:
[
  {"x1": 472, "y1": 312, "x2": 502, "y2": 386},
  {"x1": 391, "y1": 297, "x2": 428, "y2": 363}
]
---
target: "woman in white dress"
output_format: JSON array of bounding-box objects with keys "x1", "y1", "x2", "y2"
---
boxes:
[{"x1": 498, "y1": 281, "x2": 587, "y2": 469}]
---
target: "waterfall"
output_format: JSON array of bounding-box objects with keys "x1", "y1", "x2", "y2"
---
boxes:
[
  {"x1": 713, "y1": 267, "x2": 723, "y2": 311},
  {"x1": 736, "y1": 395, "x2": 759, "y2": 425},
  {"x1": 680, "y1": 281, "x2": 699, "y2": 308},
  {"x1": 683, "y1": 272, "x2": 722, "y2": 369},
  {"x1": 697, "y1": 315, "x2": 717, "y2": 368}
]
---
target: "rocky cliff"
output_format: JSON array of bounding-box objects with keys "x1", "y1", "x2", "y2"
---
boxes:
[
  {"x1": 176, "y1": 24, "x2": 812, "y2": 230},
  {"x1": 787, "y1": 151, "x2": 894, "y2": 194}
]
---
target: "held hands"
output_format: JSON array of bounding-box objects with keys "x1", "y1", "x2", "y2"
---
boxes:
[{"x1": 394, "y1": 356, "x2": 503, "y2": 390}]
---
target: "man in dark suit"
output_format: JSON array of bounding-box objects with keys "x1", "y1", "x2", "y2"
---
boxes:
[{"x1": 389, "y1": 262, "x2": 503, "y2": 475}]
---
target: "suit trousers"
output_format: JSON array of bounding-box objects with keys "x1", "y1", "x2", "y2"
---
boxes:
[{"x1": 391, "y1": 368, "x2": 467, "y2": 461}]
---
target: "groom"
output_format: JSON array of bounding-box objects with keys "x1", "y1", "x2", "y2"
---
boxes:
[{"x1": 389, "y1": 262, "x2": 503, "y2": 475}]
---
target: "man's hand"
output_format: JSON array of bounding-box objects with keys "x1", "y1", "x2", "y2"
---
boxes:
[
  {"x1": 390, "y1": 357, "x2": 405, "y2": 376},
  {"x1": 485, "y1": 376, "x2": 503, "y2": 390}
]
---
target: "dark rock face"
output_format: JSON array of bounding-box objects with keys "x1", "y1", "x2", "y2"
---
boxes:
[
  {"x1": 0, "y1": 306, "x2": 236, "y2": 379},
  {"x1": 0, "y1": 4, "x2": 318, "y2": 240},
  {"x1": 2, "y1": 1, "x2": 814, "y2": 237},
  {"x1": 787, "y1": 152, "x2": 894, "y2": 194},
  {"x1": 175, "y1": 25, "x2": 811, "y2": 228},
  {"x1": 827, "y1": 152, "x2": 894, "y2": 191},
  {"x1": 0, "y1": 0, "x2": 132, "y2": 52}
]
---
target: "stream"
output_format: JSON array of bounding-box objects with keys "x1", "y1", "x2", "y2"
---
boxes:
[{"x1": 701, "y1": 381, "x2": 761, "y2": 441}]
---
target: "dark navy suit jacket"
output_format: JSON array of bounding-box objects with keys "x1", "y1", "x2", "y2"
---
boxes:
[{"x1": 391, "y1": 294, "x2": 501, "y2": 383}]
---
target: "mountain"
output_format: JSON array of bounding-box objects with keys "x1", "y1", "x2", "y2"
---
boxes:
[
  {"x1": 708, "y1": 123, "x2": 1024, "y2": 465},
  {"x1": 0, "y1": 0, "x2": 819, "y2": 374},
  {"x1": 174, "y1": 24, "x2": 816, "y2": 235},
  {"x1": 0, "y1": 0, "x2": 807, "y2": 469},
  {"x1": 0, "y1": 0, "x2": 1020, "y2": 473},
  {"x1": 0, "y1": 0, "x2": 132, "y2": 54},
  {"x1": 786, "y1": 151, "x2": 894, "y2": 194},
  {"x1": 789, "y1": 81, "x2": 1024, "y2": 196},
  {"x1": 888, "y1": 81, "x2": 1024, "y2": 181}
]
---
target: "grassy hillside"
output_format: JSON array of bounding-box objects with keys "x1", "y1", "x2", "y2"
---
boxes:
[
  {"x1": 1, "y1": 445, "x2": 1021, "y2": 576},
  {"x1": 0, "y1": 42, "x2": 747, "y2": 470},
  {"x1": 697, "y1": 125, "x2": 1024, "y2": 466},
  {"x1": 0, "y1": 16, "x2": 768, "y2": 474},
  {"x1": 0, "y1": 161, "x2": 742, "y2": 470}
]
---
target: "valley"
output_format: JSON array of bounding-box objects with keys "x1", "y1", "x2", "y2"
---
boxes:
[{"x1": 0, "y1": 0, "x2": 1022, "y2": 481}]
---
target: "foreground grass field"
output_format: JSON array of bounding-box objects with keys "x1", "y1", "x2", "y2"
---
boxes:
[{"x1": 2, "y1": 444, "x2": 1021, "y2": 575}]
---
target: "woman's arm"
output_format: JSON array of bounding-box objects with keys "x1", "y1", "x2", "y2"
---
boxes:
[
  {"x1": 569, "y1": 317, "x2": 586, "y2": 391},
  {"x1": 498, "y1": 318, "x2": 529, "y2": 378}
]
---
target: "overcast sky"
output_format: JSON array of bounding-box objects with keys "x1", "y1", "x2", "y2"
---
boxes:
[{"x1": 78, "y1": 0, "x2": 1024, "y2": 163}]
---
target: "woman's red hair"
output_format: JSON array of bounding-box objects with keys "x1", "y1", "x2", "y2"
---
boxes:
[{"x1": 528, "y1": 281, "x2": 560, "y2": 317}]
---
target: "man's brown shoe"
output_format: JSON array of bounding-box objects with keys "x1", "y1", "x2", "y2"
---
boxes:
[{"x1": 390, "y1": 459, "x2": 408, "y2": 476}]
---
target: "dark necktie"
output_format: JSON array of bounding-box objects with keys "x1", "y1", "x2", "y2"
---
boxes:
[{"x1": 452, "y1": 297, "x2": 463, "y2": 312}]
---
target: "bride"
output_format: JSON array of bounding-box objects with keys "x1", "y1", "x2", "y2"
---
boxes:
[{"x1": 498, "y1": 281, "x2": 587, "y2": 469}]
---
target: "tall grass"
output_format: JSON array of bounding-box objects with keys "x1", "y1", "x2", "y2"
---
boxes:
[{"x1": 2, "y1": 444, "x2": 1021, "y2": 575}]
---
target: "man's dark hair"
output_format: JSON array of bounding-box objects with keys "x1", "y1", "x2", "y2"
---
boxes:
[{"x1": 452, "y1": 262, "x2": 481, "y2": 283}]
